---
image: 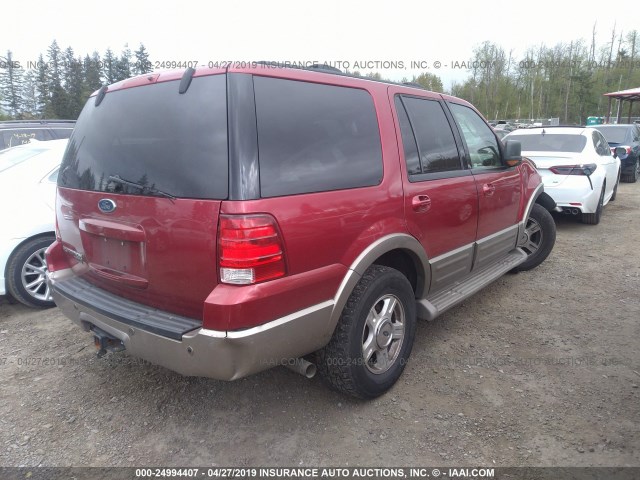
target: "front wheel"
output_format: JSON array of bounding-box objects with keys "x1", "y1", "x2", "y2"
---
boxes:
[
  {"x1": 316, "y1": 265, "x2": 417, "y2": 399},
  {"x1": 512, "y1": 203, "x2": 556, "y2": 272}
]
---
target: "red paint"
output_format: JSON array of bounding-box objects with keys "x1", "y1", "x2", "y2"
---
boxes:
[{"x1": 53, "y1": 65, "x2": 546, "y2": 333}]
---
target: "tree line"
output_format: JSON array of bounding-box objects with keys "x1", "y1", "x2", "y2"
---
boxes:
[
  {"x1": 451, "y1": 27, "x2": 640, "y2": 123},
  {"x1": 0, "y1": 41, "x2": 152, "y2": 120},
  {"x1": 1, "y1": 27, "x2": 639, "y2": 123}
]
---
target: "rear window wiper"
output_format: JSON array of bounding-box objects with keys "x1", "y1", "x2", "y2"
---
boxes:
[{"x1": 107, "y1": 175, "x2": 176, "y2": 200}]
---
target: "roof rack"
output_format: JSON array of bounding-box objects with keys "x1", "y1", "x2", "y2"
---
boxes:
[
  {"x1": 402, "y1": 82, "x2": 426, "y2": 90},
  {"x1": 252, "y1": 62, "x2": 439, "y2": 93}
]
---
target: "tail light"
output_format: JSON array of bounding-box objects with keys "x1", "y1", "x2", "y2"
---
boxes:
[
  {"x1": 218, "y1": 214, "x2": 286, "y2": 285},
  {"x1": 549, "y1": 164, "x2": 597, "y2": 176},
  {"x1": 610, "y1": 146, "x2": 631, "y2": 158}
]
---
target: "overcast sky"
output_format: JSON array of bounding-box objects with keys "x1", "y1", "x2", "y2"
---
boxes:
[{"x1": 2, "y1": 0, "x2": 637, "y2": 90}]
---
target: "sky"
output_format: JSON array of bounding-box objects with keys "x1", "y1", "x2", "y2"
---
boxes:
[{"x1": 2, "y1": 0, "x2": 637, "y2": 91}]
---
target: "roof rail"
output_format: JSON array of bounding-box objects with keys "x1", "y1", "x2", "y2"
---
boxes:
[{"x1": 402, "y1": 82, "x2": 426, "y2": 90}]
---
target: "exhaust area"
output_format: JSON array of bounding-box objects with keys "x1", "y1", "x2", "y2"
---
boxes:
[
  {"x1": 562, "y1": 207, "x2": 581, "y2": 215},
  {"x1": 284, "y1": 358, "x2": 317, "y2": 378}
]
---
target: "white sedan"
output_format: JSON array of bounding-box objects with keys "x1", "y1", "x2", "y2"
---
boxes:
[
  {"x1": 505, "y1": 127, "x2": 621, "y2": 225},
  {"x1": 0, "y1": 139, "x2": 68, "y2": 307}
]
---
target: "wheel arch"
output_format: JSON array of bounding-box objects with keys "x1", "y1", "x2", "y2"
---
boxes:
[
  {"x1": 329, "y1": 234, "x2": 429, "y2": 332},
  {"x1": 4, "y1": 231, "x2": 56, "y2": 281}
]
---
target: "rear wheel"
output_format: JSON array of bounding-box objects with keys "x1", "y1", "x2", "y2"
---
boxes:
[
  {"x1": 6, "y1": 235, "x2": 56, "y2": 308},
  {"x1": 316, "y1": 265, "x2": 416, "y2": 399},
  {"x1": 582, "y1": 183, "x2": 605, "y2": 225},
  {"x1": 610, "y1": 169, "x2": 620, "y2": 201},
  {"x1": 621, "y1": 158, "x2": 638, "y2": 183},
  {"x1": 512, "y1": 203, "x2": 556, "y2": 272}
]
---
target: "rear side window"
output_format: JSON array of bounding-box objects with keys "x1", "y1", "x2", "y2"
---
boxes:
[
  {"x1": 59, "y1": 75, "x2": 228, "y2": 199},
  {"x1": 254, "y1": 77, "x2": 383, "y2": 197},
  {"x1": 399, "y1": 96, "x2": 462, "y2": 174}
]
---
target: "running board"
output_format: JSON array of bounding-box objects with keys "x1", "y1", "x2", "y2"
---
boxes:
[{"x1": 417, "y1": 248, "x2": 527, "y2": 321}]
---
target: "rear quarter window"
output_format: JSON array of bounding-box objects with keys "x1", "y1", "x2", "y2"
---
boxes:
[{"x1": 254, "y1": 77, "x2": 383, "y2": 197}]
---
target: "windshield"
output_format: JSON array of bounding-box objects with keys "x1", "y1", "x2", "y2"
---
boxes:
[
  {"x1": 58, "y1": 74, "x2": 228, "y2": 199},
  {"x1": 0, "y1": 145, "x2": 50, "y2": 173},
  {"x1": 506, "y1": 133, "x2": 587, "y2": 153},
  {"x1": 595, "y1": 126, "x2": 629, "y2": 144}
]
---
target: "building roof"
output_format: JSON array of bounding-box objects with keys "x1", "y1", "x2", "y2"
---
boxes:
[{"x1": 604, "y1": 87, "x2": 640, "y2": 102}]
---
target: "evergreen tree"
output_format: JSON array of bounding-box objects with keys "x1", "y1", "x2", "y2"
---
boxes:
[
  {"x1": 0, "y1": 50, "x2": 25, "y2": 118},
  {"x1": 21, "y1": 70, "x2": 39, "y2": 118},
  {"x1": 62, "y1": 47, "x2": 84, "y2": 118},
  {"x1": 83, "y1": 52, "x2": 103, "y2": 94},
  {"x1": 35, "y1": 54, "x2": 49, "y2": 118},
  {"x1": 116, "y1": 44, "x2": 132, "y2": 81},
  {"x1": 133, "y1": 43, "x2": 152, "y2": 75},
  {"x1": 103, "y1": 48, "x2": 117, "y2": 84},
  {"x1": 46, "y1": 40, "x2": 68, "y2": 117}
]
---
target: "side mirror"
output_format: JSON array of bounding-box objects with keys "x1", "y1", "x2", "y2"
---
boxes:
[
  {"x1": 614, "y1": 146, "x2": 626, "y2": 159},
  {"x1": 504, "y1": 140, "x2": 522, "y2": 167}
]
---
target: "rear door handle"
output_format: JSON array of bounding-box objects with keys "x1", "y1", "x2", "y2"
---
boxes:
[
  {"x1": 482, "y1": 183, "x2": 496, "y2": 197},
  {"x1": 412, "y1": 194, "x2": 432, "y2": 213}
]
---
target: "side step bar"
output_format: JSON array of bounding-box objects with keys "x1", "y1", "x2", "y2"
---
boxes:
[{"x1": 417, "y1": 248, "x2": 527, "y2": 321}]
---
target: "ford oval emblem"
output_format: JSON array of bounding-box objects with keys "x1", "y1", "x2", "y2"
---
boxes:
[{"x1": 98, "y1": 198, "x2": 117, "y2": 213}]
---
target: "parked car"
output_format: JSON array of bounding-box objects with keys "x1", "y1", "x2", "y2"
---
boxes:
[
  {"x1": 505, "y1": 127, "x2": 621, "y2": 225},
  {"x1": 46, "y1": 65, "x2": 556, "y2": 398},
  {"x1": 0, "y1": 120, "x2": 75, "y2": 151},
  {"x1": 592, "y1": 124, "x2": 640, "y2": 183},
  {"x1": 0, "y1": 139, "x2": 67, "y2": 307}
]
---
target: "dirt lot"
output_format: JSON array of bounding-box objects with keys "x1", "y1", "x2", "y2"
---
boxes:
[{"x1": 1, "y1": 184, "x2": 639, "y2": 468}]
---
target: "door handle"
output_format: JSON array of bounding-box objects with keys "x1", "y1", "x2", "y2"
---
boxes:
[
  {"x1": 412, "y1": 194, "x2": 432, "y2": 213},
  {"x1": 482, "y1": 183, "x2": 496, "y2": 197}
]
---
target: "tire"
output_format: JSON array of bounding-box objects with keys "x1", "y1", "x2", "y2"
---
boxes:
[
  {"x1": 6, "y1": 235, "x2": 56, "y2": 308},
  {"x1": 316, "y1": 265, "x2": 417, "y2": 399},
  {"x1": 621, "y1": 158, "x2": 638, "y2": 183},
  {"x1": 610, "y1": 169, "x2": 620, "y2": 201},
  {"x1": 582, "y1": 183, "x2": 605, "y2": 225},
  {"x1": 512, "y1": 203, "x2": 556, "y2": 272}
]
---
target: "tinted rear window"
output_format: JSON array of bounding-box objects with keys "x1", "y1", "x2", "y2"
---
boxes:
[
  {"x1": 59, "y1": 75, "x2": 228, "y2": 199},
  {"x1": 594, "y1": 126, "x2": 630, "y2": 144},
  {"x1": 507, "y1": 133, "x2": 587, "y2": 153},
  {"x1": 254, "y1": 77, "x2": 383, "y2": 197}
]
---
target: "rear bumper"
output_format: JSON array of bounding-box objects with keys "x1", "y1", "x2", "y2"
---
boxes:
[
  {"x1": 543, "y1": 177, "x2": 602, "y2": 213},
  {"x1": 48, "y1": 269, "x2": 334, "y2": 380}
]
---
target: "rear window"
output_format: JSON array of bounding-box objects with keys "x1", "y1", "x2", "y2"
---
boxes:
[
  {"x1": 59, "y1": 75, "x2": 228, "y2": 199},
  {"x1": 507, "y1": 133, "x2": 587, "y2": 153},
  {"x1": 254, "y1": 77, "x2": 383, "y2": 197},
  {"x1": 1, "y1": 129, "x2": 51, "y2": 149},
  {"x1": 594, "y1": 126, "x2": 629, "y2": 144}
]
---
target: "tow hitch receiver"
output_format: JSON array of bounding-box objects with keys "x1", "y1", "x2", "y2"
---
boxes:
[{"x1": 92, "y1": 326, "x2": 125, "y2": 358}]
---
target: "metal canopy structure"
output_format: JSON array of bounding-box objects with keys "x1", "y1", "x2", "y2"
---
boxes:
[{"x1": 604, "y1": 87, "x2": 640, "y2": 123}]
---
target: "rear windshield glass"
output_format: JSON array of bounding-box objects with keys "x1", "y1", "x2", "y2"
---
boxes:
[
  {"x1": 59, "y1": 75, "x2": 228, "y2": 199},
  {"x1": 594, "y1": 126, "x2": 629, "y2": 144},
  {"x1": 507, "y1": 133, "x2": 586, "y2": 153},
  {"x1": 254, "y1": 77, "x2": 383, "y2": 198}
]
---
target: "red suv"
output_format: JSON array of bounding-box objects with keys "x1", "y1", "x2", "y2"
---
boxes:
[{"x1": 46, "y1": 64, "x2": 556, "y2": 398}]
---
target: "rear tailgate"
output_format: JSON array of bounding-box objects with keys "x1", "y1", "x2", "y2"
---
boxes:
[{"x1": 56, "y1": 72, "x2": 228, "y2": 320}]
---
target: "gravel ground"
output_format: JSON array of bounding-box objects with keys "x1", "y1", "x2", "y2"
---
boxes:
[{"x1": 0, "y1": 183, "x2": 639, "y2": 468}]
